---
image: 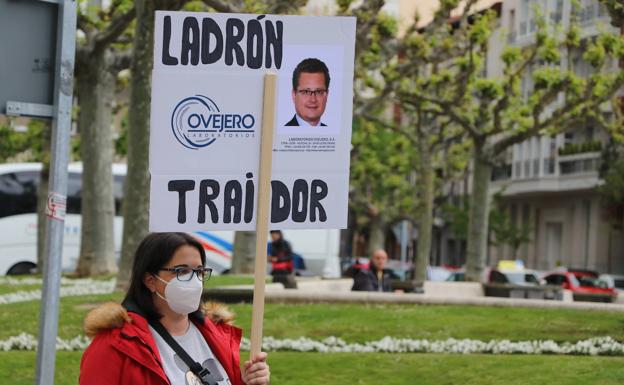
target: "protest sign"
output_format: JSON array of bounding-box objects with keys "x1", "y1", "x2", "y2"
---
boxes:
[
  {"x1": 149, "y1": 11, "x2": 356, "y2": 231},
  {"x1": 150, "y1": 10, "x2": 356, "y2": 357}
]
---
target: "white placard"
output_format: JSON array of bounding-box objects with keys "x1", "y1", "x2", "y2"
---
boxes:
[{"x1": 149, "y1": 11, "x2": 355, "y2": 231}]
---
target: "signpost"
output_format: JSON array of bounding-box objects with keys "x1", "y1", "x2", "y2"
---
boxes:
[
  {"x1": 1, "y1": 1, "x2": 77, "y2": 384},
  {"x1": 150, "y1": 11, "x2": 356, "y2": 355},
  {"x1": 0, "y1": 0, "x2": 57, "y2": 117}
]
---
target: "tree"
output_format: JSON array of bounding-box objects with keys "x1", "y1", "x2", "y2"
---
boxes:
[
  {"x1": 345, "y1": 0, "x2": 424, "y2": 257},
  {"x1": 441, "y1": 190, "x2": 531, "y2": 263},
  {"x1": 116, "y1": 0, "x2": 163, "y2": 289},
  {"x1": 600, "y1": 0, "x2": 624, "y2": 28},
  {"x1": 231, "y1": 231, "x2": 256, "y2": 274},
  {"x1": 364, "y1": 1, "x2": 477, "y2": 283},
  {"x1": 349, "y1": 117, "x2": 417, "y2": 255},
  {"x1": 599, "y1": 146, "x2": 624, "y2": 227},
  {"x1": 488, "y1": 193, "x2": 531, "y2": 260},
  {"x1": 74, "y1": 1, "x2": 135, "y2": 276},
  {"x1": 393, "y1": 0, "x2": 624, "y2": 281}
]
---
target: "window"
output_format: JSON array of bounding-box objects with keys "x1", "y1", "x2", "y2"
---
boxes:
[
  {"x1": 545, "y1": 274, "x2": 564, "y2": 285},
  {"x1": 0, "y1": 170, "x2": 125, "y2": 218},
  {"x1": 550, "y1": 0, "x2": 563, "y2": 23},
  {"x1": 544, "y1": 158, "x2": 555, "y2": 175},
  {"x1": 0, "y1": 172, "x2": 40, "y2": 218},
  {"x1": 114, "y1": 175, "x2": 125, "y2": 216},
  {"x1": 514, "y1": 161, "x2": 522, "y2": 178},
  {"x1": 66, "y1": 172, "x2": 82, "y2": 215},
  {"x1": 490, "y1": 270, "x2": 509, "y2": 284},
  {"x1": 508, "y1": 9, "x2": 517, "y2": 43},
  {"x1": 519, "y1": 0, "x2": 529, "y2": 35}
]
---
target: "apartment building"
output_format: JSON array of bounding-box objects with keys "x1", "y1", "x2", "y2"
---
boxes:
[
  {"x1": 308, "y1": 0, "x2": 622, "y2": 273},
  {"x1": 486, "y1": 0, "x2": 624, "y2": 273}
]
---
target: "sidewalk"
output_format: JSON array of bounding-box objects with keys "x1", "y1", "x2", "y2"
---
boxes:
[{"x1": 206, "y1": 277, "x2": 624, "y2": 312}]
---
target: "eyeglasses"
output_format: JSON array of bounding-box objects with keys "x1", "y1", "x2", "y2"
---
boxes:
[
  {"x1": 296, "y1": 89, "x2": 328, "y2": 97},
  {"x1": 159, "y1": 266, "x2": 213, "y2": 282}
]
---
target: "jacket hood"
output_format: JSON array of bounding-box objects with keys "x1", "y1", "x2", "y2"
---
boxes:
[{"x1": 84, "y1": 301, "x2": 235, "y2": 338}]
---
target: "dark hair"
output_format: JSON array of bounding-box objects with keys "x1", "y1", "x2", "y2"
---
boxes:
[
  {"x1": 292, "y1": 58, "x2": 330, "y2": 90},
  {"x1": 122, "y1": 232, "x2": 206, "y2": 320}
]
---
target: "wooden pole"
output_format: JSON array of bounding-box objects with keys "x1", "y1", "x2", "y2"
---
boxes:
[{"x1": 250, "y1": 72, "x2": 277, "y2": 357}]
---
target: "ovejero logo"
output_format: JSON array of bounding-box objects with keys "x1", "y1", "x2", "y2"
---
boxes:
[{"x1": 171, "y1": 95, "x2": 256, "y2": 149}]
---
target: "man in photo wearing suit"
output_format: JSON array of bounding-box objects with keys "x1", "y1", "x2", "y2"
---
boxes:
[{"x1": 286, "y1": 58, "x2": 330, "y2": 127}]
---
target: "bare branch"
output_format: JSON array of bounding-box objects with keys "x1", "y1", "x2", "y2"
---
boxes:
[
  {"x1": 93, "y1": 8, "x2": 136, "y2": 54},
  {"x1": 202, "y1": 0, "x2": 239, "y2": 13},
  {"x1": 112, "y1": 49, "x2": 133, "y2": 72},
  {"x1": 351, "y1": 0, "x2": 386, "y2": 58},
  {"x1": 77, "y1": 13, "x2": 91, "y2": 34},
  {"x1": 362, "y1": 112, "x2": 420, "y2": 147},
  {"x1": 399, "y1": 90, "x2": 480, "y2": 138},
  {"x1": 266, "y1": 0, "x2": 306, "y2": 14},
  {"x1": 492, "y1": 73, "x2": 624, "y2": 154}
]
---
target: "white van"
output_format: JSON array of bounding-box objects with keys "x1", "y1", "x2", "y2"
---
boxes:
[{"x1": 0, "y1": 163, "x2": 340, "y2": 276}]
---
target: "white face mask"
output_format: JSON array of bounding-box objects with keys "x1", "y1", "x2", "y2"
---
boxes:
[{"x1": 154, "y1": 273, "x2": 203, "y2": 315}]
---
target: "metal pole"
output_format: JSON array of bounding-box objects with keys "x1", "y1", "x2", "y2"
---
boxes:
[{"x1": 35, "y1": 1, "x2": 76, "y2": 384}]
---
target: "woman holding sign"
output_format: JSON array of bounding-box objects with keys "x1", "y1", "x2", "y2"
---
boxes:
[{"x1": 79, "y1": 233, "x2": 270, "y2": 385}]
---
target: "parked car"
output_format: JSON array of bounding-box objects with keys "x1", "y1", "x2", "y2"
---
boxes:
[
  {"x1": 444, "y1": 268, "x2": 490, "y2": 282},
  {"x1": 565, "y1": 269, "x2": 612, "y2": 292},
  {"x1": 488, "y1": 269, "x2": 540, "y2": 286},
  {"x1": 599, "y1": 274, "x2": 624, "y2": 295},
  {"x1": 568, "y1": 268, "x2": 599, "y2": 279},
  {"x1": 446, "y1": 271, "x2": 465, "y2": 282},
  {"x1": 542, "y1": 271, "x2": 617, "y2": 302}
]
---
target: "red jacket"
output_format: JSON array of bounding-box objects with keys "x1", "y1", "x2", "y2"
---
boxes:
[{"x1": 79, "y1": 302, "x2": 243, "y2": 385}]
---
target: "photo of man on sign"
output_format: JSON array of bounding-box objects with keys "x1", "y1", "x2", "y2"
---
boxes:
[{"x1": 285, "y1": 58, "x2": 330, "y2": 127}]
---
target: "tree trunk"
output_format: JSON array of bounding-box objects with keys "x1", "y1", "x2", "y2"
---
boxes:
[
  {"x1": 414, "y1": 145, "x2": 434, "y2": 285},
  {"x1": 367, "y1": 214, "x2": 386, "y2": 256},
  {"x1": 36, "y1": 128, "x2": 51, "y2": 272},
  {"x1": 231, "y1": 231, "x2": 256, "y2": 274},
  {"x1": 465, "y1": 151, "x2": 492, "y2": 282},
  {"x1": 75, "y1": 52, "x2": 118, "y2": 276},
  {"x1": 117, "y1": 0, "x2": 155, "y2": 289}
]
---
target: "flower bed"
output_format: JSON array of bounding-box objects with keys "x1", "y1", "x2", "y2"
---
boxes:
[
  {"x1": 2, "y1": 333, "x2": 623, "y2": 356},
  {"x1": 0, "y1": 278, "x2": 115, "y2": 305}
]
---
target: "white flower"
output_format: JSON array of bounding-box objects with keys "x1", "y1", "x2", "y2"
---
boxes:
[{"x1": 0, "y1": 278, "x2": 115, "y2": 305}]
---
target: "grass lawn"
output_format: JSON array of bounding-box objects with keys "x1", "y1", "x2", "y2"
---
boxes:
[
  {"x1": 2, "y1": 294, "x2": 624, "y2": 342},
  {"x1": 0, "y1": 284, "x2": 41, "y2": 295},
  {"x1": 2, "y1": 351, "x2": 624, "y2": 385},
  {"x1": 3, "y1": 276, "x2": 624, "y2": 383},
  {"x1": 1, "y1": 278, "x2": 624, "y2": 342},
  {"x1": 228, "y1": 302, "x2": 624, "y2": 343}
]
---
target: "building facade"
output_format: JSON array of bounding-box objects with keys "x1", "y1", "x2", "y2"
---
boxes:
[{"x1": 486, "y1": 0, "x2": 624, "y2": 273}]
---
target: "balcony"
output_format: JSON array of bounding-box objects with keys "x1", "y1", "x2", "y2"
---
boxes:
[
  {"x1": 558, "y1": 140, "x2": 602, "y2": 157},
  {"x1": 519, "y1": 21, "x2": 527, "y2": 36},
  {"x1": 579, "y1": 3, "x2": 610, "y2": 24},
  {"x1": 559, "y1": 152, "x2": 601, "y2": 175},
  {"x1": 491, "y1": 164, "x2": 512, "y2": 182},
  {"x1": 491, "y1": 149, "x2": 602, "y2": 196},
  {"x1": 550, "y1": 12, "x2": 562, "y2": 24}
]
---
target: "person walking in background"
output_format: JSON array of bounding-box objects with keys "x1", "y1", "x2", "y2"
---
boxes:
[
  {"x1": 268, "y1": 230, "x2": 297, "y2": 289},
  {"x1": 352, "y1": 249, "x2": 398, "y2": 292},
  {"x1": 79, "y1": 232, "x2": 270, "y2": 385}
]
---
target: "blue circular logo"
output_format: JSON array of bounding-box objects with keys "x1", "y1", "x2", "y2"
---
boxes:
[{"x1": 171, "y1": 95, "x2": 220, "y2": 149}]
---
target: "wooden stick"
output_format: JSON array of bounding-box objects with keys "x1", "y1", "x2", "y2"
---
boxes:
[{"x1": 250, "y1": 72, "x2": 277, "y2": 357}]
